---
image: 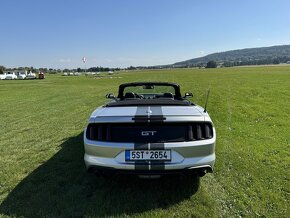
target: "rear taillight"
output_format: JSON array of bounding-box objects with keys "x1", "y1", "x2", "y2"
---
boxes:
[
  {"x1": 86, "y1": 124, "x2": 111, "y2": 141},
  {"x1": 189, "y1": 123, "x2": 213, "y2": 140}
]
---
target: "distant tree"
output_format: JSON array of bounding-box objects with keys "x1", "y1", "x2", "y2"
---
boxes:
[
  {"x1": 273, "y1": 58, "x2": 280, "y2": 64},
  {"x1": 223, "y1": 62, "x2": 235, "y2": 67},
  {"x1": 29, "y1": 66, "x2": 38, "y2": 73},
  {"x1": 88, "y1": 67, "x2": 100, "y2": 72},
  {"x1": 197, "y1": 63, "x2": 204, "y2": 68},
  {"x1": 39, "y1": 68, "x2": 48, "y2": 72},
  {"x1": 206, "y1": 61, "x2": 217, "y2": 68},
  {"x1": 128, "y1": 66, "x2": 137, "y2": 70},
  {"x1": 0, "y1": 65, "x2": 5, "y2": 74}
]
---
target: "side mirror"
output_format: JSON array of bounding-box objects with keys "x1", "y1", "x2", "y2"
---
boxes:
[
  {"x1": 184, "y1": 92, "x2": 193, "y2": 98},
  {"x1": 106, "y1": 93, "x2": 115, "y2": 99}
]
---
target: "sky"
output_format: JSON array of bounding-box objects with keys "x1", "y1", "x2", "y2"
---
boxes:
[{"x1": 1, "y1": 0, "x2": 290, "y2": 69}]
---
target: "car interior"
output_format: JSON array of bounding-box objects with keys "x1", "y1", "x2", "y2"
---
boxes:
[{"x1": 123, "y1": 92, "x2": 175, "y2": 100}]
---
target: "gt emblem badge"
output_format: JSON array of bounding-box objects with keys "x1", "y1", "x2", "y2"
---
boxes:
[{"x1": 141, "y1": 131, "x2": 157, "y2": 136}]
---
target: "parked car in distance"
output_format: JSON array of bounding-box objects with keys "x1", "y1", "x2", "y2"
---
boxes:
[
  {"x1": 5, "y1": 72, "x2": 17, "y2": 80},
  {"x1": 0, "y1": 73, "x2": 7, "y2": 80},
  {"x1": 16, "y1": 71, "x2": 27, "y2": 79},
  {"x1": 38, "y1": 72, "x2": 45, "y2": 79},
  {"x1": 26, "y1": 71, "x2": 36, "y2": 79}
]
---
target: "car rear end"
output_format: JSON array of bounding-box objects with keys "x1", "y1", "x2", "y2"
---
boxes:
[
  {"x1": 0, "y1": 74, "x2": 6, "y2": 80},
  {"x1": 38, "y1": 72, "x2": 45, "y2": 79},
  {"x1": 5, "y1": 73, "x2": 15, "y2": 80},
  {"x1": 84, "y1": 106, "x2": 216, "y2": 177}
]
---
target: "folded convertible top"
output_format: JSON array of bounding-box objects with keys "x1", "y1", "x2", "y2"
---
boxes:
[{"x1": 106, "y1": 99, "x2": 194, "y2": 107}]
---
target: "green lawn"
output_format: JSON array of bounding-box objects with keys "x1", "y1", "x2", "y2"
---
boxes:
[{"x1": 0, "y1": 67, "x2": 289, "y2": 218}]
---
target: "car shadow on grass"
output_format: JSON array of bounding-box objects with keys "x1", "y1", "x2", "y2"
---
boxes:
[{"x1": 0, "y1": 133, "x2": 200, "y2": 218}]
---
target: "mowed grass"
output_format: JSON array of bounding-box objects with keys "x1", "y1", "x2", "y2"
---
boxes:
[{"x1": 0, "y1": 66, "x2": 289, "y2": 218}]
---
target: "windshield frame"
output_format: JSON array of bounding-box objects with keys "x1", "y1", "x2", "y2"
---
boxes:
[{"x1": 117, "y1": 82, "x2": 182, "y2": 99}]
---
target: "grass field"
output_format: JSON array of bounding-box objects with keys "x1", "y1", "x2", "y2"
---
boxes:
[{"x1": 0, "y1": 66, "x2": 289, "y2": 218}]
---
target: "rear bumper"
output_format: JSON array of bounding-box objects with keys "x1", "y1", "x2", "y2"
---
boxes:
[
  {"x1": 84, "y1": 153, "x2": 215, "y2": 171},
  {"x1": 87, "y1": 164, "x2": 212, "y2": 177},
  {"x1": 84, "y1": 131, "x2": 216, "y2": 175}
]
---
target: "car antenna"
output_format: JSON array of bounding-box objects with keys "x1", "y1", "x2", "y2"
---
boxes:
[{"x1": 204, "y1": 89, "x2": 210, "y2": 113}]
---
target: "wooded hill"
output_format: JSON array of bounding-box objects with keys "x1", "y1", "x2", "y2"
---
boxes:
[{"x1": 173, "y1": 45, "x2": 290, "y2": 67}]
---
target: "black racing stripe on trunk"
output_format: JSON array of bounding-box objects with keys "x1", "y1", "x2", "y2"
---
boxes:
[
  {"x1": 135, "y1": 161, "x2": 150, "y2": 170},
  {"x1": 132, "y1": 116, "x2": 165, "y2": 122},
  {"x1": 133, "y1": 107, "x2": 165, "y2": 171},
  {"x1": 150, "y1": 143, "x2": 164, "y2": 150},
  {"x1": 132, "y1": 115, "x2": 149, "y2": 123},
  {"x1": 150, "y1": 143, "x2": 165, "y2": 170},
  {"x1": 133, "y1": 106, "x2": 149, "y2": 123},
  {"x1": 135, "y1": 106, "x2": 148, "y2": 116},
  {"x1": 150, "y1": 107, "x2": 165, "y2": 122},
  {"x1": 150, "y1": 161, "x2": 165, "y2": 171},
  {"x1": 134, "y1": 143, "x2": 149, "y2": 170},
  {"x1": 134, "y1": 108, "x2": 149, "y2": 170},
  {"x1": 132, "y1": 106, "x2": 166, "y2": 122},
  {"x1": 134, "y1": 143, "x2": 149, "y2": 150},
  {"x1": 151, "y1": 106, "x2": 163, "y2": 116}
]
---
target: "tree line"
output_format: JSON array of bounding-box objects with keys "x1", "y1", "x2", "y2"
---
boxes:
[
  {"x1": 0, "y1": 66, "x2": 121, "y2": 74},
  {"x1": 1, "y1": 55, "x2": 290, "y2": 74}
]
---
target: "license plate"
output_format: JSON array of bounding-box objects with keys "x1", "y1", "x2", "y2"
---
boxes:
[{"x1": 125, "y1": 150, "x2": 171, "y2": 161}]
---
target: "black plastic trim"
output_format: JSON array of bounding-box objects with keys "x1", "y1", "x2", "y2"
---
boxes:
[
  {"x1": 88, "y1": 165, "x2": 213, "y2": 176},
  {"x1": 86, "y1": 122, "x2": 213, "y2": 143}
]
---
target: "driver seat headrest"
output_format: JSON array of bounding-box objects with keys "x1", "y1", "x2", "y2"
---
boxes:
[
  {"x1": 124, "y1": 92, "x2": 136, "y2": 99},
  {"x1": 163, "y1": 92, "x2": 174, "y2": 99}
]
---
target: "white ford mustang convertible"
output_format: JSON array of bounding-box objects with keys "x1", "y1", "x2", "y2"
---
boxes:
[{"x1": 84, "y1": 82, "x2": 216, "y2": 178}]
